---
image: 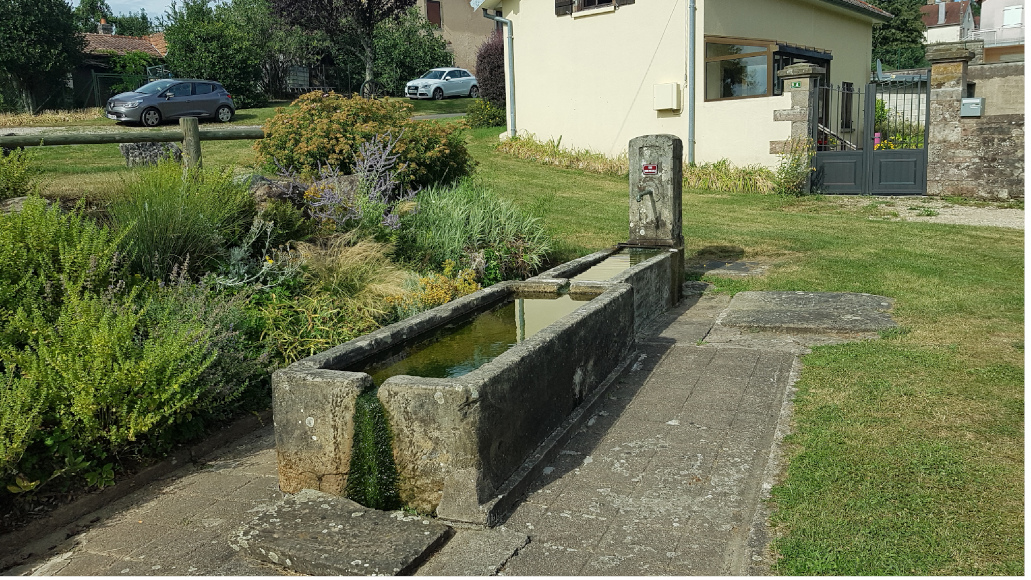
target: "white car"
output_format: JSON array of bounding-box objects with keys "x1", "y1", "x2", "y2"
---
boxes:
[{"x1": 405, "y1": 67, "x2": 479, "y2": 100}]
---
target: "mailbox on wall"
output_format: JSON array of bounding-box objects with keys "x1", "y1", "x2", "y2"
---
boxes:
[{"x1": 961, "y1": 97, "x2": 985, "y2": 117}]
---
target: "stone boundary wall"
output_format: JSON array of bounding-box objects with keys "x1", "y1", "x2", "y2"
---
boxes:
[
  {"x1": 927, "y1": 43, "x2": 1025, "y2": 200},
  {"x1": 968, "y1": 61, "x2": 1024, "y2": 116}
]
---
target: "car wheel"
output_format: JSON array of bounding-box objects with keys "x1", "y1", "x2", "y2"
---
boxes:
[
  {"x1": 433, "y1": 88, "x2": 444, "y2": 100},
  {"x1": 216, "y1": 105, "x2": 233, "y2": 123},
  {"x1": 469, "y1": 85, "x2": 479, "y2": 98},
  {"x1": 140, "y1": 108, "x2": 162, "y2": 127}
]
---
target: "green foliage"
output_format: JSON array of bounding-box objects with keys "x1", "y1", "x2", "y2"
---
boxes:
[
  {"x1": 107, "y1": 162, "x2": 256, "y2": 281},
  {"x1": 773, "y1": 138, "x2": 815, "y2": 196},
  {"x1": 164, "y1": 0, "x2": 266, "y2": 108},
  {"x1": 109, "y1": 50, "x2": 154, "y2": 94},
  {"x1": 396, "y1": 180, "x2": 551, "y2": 282},
  {"x1": 0, "y1": 369, "x2": 42, "y2": 479},
  {"x1": 373, "y1": 7, "x2": 453, "y2": 97},
  {"x1": 256, "y1": 92, "x2": 472, "y2": 188},
  {"x1": 0, "y1": 197, "x2": 269, "y2": 494},
  {"x1": 465, "y1": 98, "x2": 506, "y2": 128},
  {"x1": 0, "y1": 0, "x2": 84, "y2": 113},
  {"x1": 475, "y1": 30, "x2": 505, "y2": 107},
  {"x1": 109, "y1": 9, "x2": 155, "y2": 37},
  {"x1": 257, "y1": 199, "x2": 317, "y2": 248},
  {"x1": 346, "y1": 392, "x2": 401, "y2": 510},
  {"x1": 869, "y1": 0, "x2": 928, "y2": 69},
  {"x1": 72, "y1": 0, "x2": 112, "y2": 32},
  {"x1": 684, "y1": 159, "x2": 776, "y2": 194},
  {"x1": 0, "y1": 149, "x2": 40, "y2": 201}
]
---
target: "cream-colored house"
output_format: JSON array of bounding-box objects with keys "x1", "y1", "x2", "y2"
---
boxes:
[
  {"x1": 417, "y1": 0, "x2": 501, "y2": 72},
  {"x1": 470, "y1": 0, "x2": 891, "y2": 167},
  {"x1": 921, "y1": 1, "x2": 976, "y2": 44}
]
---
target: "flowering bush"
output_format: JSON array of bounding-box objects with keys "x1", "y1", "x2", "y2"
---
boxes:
[
  {"x1": 255, "y1": 92, "x2": 472, "y2": 189},
  {"x1": 385, "y1": 261, "x2": 481, "y2": 320},
  {"x1": 465, "y1": 98, "x2": 505, "y2": 128}
]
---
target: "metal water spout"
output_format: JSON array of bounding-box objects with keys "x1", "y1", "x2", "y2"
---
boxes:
[{"x1": 635, "y1": 188, "x2": 654, "y2": 203}]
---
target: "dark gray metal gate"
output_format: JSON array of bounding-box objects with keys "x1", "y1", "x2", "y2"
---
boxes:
[{"x1": 811, "y1": 76, "x2": 930, "y2": 194}]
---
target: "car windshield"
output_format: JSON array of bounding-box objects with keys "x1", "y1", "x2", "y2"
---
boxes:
[
  {"x1": 420, "y1": 70, "x2": 446, "y2": 80},
  {"x1": 134, "y1": 80, "x2": 177, "y2": 95}
]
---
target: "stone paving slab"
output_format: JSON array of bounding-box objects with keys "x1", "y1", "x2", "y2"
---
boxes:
[
  {"x1": 231, "y1": 489, "x2": 453, "y2": 575},
  {"x1": 717, "y1": 291, "x2": 896, "y2": 333},
  {"x1": 414, "y1": 526, "x2": 529, "y2": 576}
]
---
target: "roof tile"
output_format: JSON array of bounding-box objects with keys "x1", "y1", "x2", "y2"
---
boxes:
[{"x1": 83, "y1": 33, "x2": 164, "y2": 58}]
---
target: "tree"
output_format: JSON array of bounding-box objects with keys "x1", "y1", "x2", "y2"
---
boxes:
[
  {"x1": 270, "y1": 0, "x2": 416, "y2": 86},
  {"x1": 0, "y1": 0, "x2": 84, "y2": 113},
  {"x1": 222, "y1": 0, "x2": 331, "y2": 99},
  {"x1": 73, "y1": 0, "x2": 113, "y2": 33},
  {"x1": 110, "y1": 9, "x2": 157, "y2": 37},
  {"x1": 374, "y1": 7, "x2": 452, "y2": 96},
  {"x1": 868, "y1": 0, "x2": 928, "y2": 70},
  {"x1": 164, "y1": 0, "x2": 265, "y2": 108}
]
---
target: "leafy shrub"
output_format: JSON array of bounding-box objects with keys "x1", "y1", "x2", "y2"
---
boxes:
[
  {"x1": 475, "y1": 30, "x2": 505, "y2": 107},
  {"x1": 256, "y1": 92, "x2": 472, "y2": 188},
  {"x1": 108, "y1": 162, "x2": 256, "y2": 281},
  {"x1": 396, "y1": 181, "x2": 551, "y2": 283},
  {"x1": 346, "y1": 392, "x2": 401, "y2": 510},
  {"x1": 0, "y1": 198, "x2": 268, "y2": 492},
  {"x1": 385, "y1": 260, "x2": 480, "y2": 320},
  {"x1": 465, "y1": 98, "x2": 505, "y2": 128},
  {"x1": 257, "y1": 199, "x2": 316, "y2": 248},
  {"x1": 0, "y1": 149, "x2": 40, "y2": 201},
  {"x1": 773, "y1": 138, "x2": 815, "y2": 196}
]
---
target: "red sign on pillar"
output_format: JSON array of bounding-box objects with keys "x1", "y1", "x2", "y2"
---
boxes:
[{"x1": 642, "y1": 164, "x2": 658, "y2": 175}]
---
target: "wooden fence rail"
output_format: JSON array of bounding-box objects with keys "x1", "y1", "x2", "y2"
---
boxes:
[{"x1": 0, "y1": 118, "x2": 265, "y2": 170}]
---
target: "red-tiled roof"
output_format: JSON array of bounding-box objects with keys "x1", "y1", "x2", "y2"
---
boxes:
[
  {"x1": 83, "y1": 32, "x2": 164, "y2": 58},
  {"x1": 920, "y1": 1, "x2": 971, "y2": 28},
  {"x1": 147, "y1": 32, "x2": 167, "y2": 57}
]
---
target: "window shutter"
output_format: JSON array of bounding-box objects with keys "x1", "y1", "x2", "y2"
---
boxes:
[
  {"x1": 427, "y1": 0, "x2": 442, "y2": 27},
  {"x1": 556, "y1": 0, "x2": 573, "y2": 16},
  {"x1": 615, "y1": 0, "x2": 635, "y2": 5}
]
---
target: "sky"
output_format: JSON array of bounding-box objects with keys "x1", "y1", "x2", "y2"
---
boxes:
[{"x1": 108, "y1": 1, "x2": 175, "y2": 18}]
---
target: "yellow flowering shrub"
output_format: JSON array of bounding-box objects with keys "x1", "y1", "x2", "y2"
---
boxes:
[
  {"x1": 386, "y1": 261, "x2": 481, "y2": 317},
  {"x1": 254, "y1": 92, "x2": 472, "y2": 188}
]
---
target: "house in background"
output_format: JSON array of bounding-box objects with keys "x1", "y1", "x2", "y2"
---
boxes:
[
  {"x1": 970, "y1": 0, "x2": 1024, "y2": 62},
  {"x1": 416, "y1": 0, "x2": 500, "y2": 72},
  {"x1": 73, "y1": 19, "x2": 168, "y2": 107},
  {"x1": 920, "y1": 1, "x2": 976, "y2": 43},
  {"x1": 469, "y1": 0, "x2": 890, "y2": 168}
]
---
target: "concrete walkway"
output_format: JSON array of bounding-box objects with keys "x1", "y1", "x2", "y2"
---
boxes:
[{"x1": 10, "y1": 290, "x2": 830, "y2": 576}]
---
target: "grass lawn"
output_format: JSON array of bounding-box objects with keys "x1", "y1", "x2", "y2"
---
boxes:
[
  {"x1": 465, "y1": 126, "x2": 1024, "y2": 575},
  {"x1": 22, "y1": 124, "x2": 1024, "y2": 574}
]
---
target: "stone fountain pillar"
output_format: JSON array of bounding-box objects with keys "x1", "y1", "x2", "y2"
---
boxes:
[{"x1": 628, "y1": 134, "x2": 684, "y2": 304}]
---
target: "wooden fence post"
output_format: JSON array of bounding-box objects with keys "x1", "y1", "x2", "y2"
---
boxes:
[{"x1": 180, "y1": 117, "x2": 202, "y2": 172}]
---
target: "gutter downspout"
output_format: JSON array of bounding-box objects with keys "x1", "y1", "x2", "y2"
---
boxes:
[
  {"x1": 687, "y1": 0, "x2": 696, "y2": 165},
  {"x1": 482, "y1": 9, "x2": 516, "y2": 139}
]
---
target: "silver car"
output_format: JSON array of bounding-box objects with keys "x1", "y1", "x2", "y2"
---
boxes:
[
  {"x1": 405, "y1": 67, "x2": 478, "y2": 100},
  {"x1": 105, "y1": 79, "x2": 236, "y2": 127}
]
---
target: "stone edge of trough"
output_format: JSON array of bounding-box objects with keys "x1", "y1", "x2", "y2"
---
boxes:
[{"x1": 0, "y1": 409, "x2": 274, "y2": 572}]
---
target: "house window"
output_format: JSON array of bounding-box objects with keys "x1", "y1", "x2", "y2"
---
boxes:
[
  {"x1": 556, "y1": 0, "x2": 633, "y2": 16},
  {"x1": 1002, "y1": 5, "x2": 1022, "y2": 27},
  {"x1": 427, "y1": 0, "x2": 441, "y2": 27},
  {"x1": 704, "y1": 38, "x2": 773, "y2": 100},
  {"x1": 705, "y1": 36, "x2": 831, "y2": 101}
]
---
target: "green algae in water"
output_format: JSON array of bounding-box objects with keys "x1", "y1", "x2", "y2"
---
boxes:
[
  {"x1": 346, "y1": 391, "x2": 402, "y2": 510},
  {"x1": 572, "y1": 247, "x2": 664, "y2": 282},
  {"x1": 363, "y1": 295, "x2": 586, "y2": 386}
]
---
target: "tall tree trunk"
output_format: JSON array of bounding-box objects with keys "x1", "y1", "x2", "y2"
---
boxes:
[{"x1": 363, "y1": 34, "x2": 375, "y2": 85}]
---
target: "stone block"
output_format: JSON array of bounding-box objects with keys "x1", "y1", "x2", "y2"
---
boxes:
[
  {"x1": 773, "y1": 108, "x2": 807, "y2": 122},
  {"x1": 118, "y1": 142, "x2": 182, "y2": 167},
  {"x1": 628, "y1": 134, "x2": 682, "y2": 247},
  {"x1": 272, "y1": 368, "x2": 369, "y2": 495},
  {"x1": 231, "y1": 489, "x2": 453, "y2": 575}
]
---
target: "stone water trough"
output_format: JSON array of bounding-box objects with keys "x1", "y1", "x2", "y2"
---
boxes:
[{"x1": 270, "y1": 135, "x2": 687, "y2": 526}]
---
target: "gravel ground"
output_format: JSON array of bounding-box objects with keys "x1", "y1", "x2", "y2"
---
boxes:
[{"x1": 827, "y1": 195, "x2": 1024, "y2": 230}]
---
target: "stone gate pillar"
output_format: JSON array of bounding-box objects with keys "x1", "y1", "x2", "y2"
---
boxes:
[
  {"x1": 926, "y1": 44, "x2": 975, "y2": 197},
  {"x1": 771, "y1": 63, "x2": 826, "y2": 155}
]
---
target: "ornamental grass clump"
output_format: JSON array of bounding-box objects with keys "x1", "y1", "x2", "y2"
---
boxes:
[
  {"x1": 255, "y1": 92, "x2": 472, "y2": 189},
  {"x1": 396, "y1": 180, "x2": 551, "y2": 284},
  {"x1": 107, "y1": 162, "x2": 256, "y2": 281}
]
